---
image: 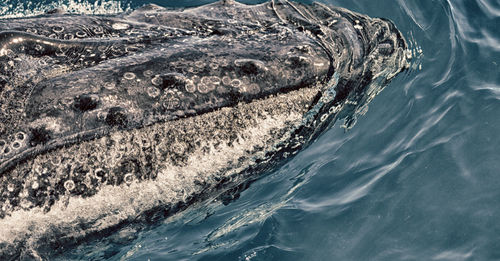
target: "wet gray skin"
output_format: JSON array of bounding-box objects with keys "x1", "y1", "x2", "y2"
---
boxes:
[{"x1": 0, "y1": 0, "x2": 408, "y2": 258}]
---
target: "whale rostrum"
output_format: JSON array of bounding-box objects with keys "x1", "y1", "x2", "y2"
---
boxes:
[{"x1": 0, "y1": 0, "x2": 408, "y2": 258}]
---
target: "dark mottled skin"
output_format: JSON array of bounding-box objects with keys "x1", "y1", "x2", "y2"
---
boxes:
[{"x1": 0, "y1": 0, "x2": 408, "y2": 259}]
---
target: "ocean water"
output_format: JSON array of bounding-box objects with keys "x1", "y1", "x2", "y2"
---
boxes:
[{"x1": 1, "y1": 0, "x2": 499, "y2": 260}]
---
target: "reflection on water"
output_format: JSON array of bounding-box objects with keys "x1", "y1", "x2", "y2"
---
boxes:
[{"x1": 2, "y1": 0, "x2": 500, "y2": 260}]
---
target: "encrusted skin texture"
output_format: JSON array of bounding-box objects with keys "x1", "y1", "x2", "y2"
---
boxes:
[
  {"x1": 0, "y1": 87, "x2": 318, "y2": 218},
  {"x1": 0, "y1": 0, "x2": 408, "y2": 258}
]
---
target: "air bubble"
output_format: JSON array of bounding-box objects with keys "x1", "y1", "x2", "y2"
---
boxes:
[
  {"x1": 147, "y1": 86, "x2": 160, "y2": 98},
  {"x1": 124, "y1": 173, "x2": 134, "y2": 185},
  {"x1": 3, "y1": 146, "x2": 11, "y2": 155},
  {"x1": 64, "y1": 180, "x2": 75, "y2": 191},
  {"x1": 123, "y1": 72, "x2": 136, "y2": 80},
  {"x1": 0, "y1": 140, "x2": 5, "y2": 147}
]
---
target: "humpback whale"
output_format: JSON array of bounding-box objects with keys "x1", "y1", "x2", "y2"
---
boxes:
[{"x1": 0, "y1": 0, "x2": 408, "y2": 258}]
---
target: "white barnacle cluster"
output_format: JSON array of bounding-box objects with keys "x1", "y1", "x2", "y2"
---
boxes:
[
  {"x1": 0, "y1": 131, "x2": 27, "y2": 157},
  {"x1": 198, "y1": 76, "x2": 220, "y2": 94},
  {"x1": 162, "y1": 90, "x2": 182, "y2": 111}
]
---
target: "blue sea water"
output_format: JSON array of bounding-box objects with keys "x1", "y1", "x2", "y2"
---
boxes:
[{"x1": 1, "y1": 0, "x2": 500, "y2": 260}]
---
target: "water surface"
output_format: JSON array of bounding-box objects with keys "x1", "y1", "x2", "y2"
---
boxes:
[{"x1": 1, "y1": 0, "x2": 499, "y2": 260}]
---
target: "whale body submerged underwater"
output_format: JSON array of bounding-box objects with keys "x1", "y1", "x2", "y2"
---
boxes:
[{"x1": 0, "y1": 0, "x2": 409, "y2": 258}]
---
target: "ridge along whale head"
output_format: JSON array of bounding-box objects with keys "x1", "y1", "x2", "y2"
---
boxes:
[
  {"x1": 0, "y1": 0, "x2": 408, "y2": 258},
  {"x1": 269, "y1": 0, "x2": 409, "y2": 135}
]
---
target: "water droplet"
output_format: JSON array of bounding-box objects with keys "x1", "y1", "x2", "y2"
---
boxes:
[
  {"x1": 31, "y1": 181, "x2": 39, "y2": 190},
  {"x1": 7, "y1": 184, "x2": 15, "y2": 192}
]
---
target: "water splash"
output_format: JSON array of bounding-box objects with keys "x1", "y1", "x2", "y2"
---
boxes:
[
  {"x1": 195, "y1": 168, "x2": 309, "y2": 255},
  {"x1": 0, "y1": 0, "x2": 130, "y2": 18},
  {"x1": 406, "y1": 31, "x2": 424, "y2": 72}
]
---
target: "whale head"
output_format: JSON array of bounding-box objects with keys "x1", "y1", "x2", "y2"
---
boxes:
[{"x1": 0, "y1": 0, "x2": 408, "y2": 258}]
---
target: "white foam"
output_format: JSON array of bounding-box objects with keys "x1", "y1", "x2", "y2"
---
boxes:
[{"x1": 0, "y1": 0, "x2": 130, "y2": 19}]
